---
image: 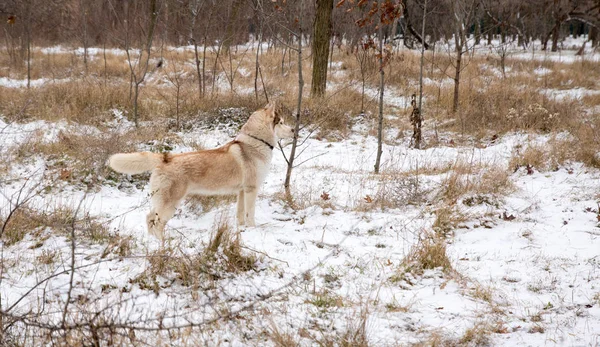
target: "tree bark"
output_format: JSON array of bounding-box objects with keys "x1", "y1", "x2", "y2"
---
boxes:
[
  {"x1": 416, "y1": 0, "x2": 427, "y2": 149},
  {"x1": 194, "y1": 42, "x2": 203, "y2": 99},
  {"x1": 310, "y1": 0, "x2": 334, "y2": 98},
  {"x1": 453, "y1": 46, "x2": 461, "y2": 114},
  {"x1": 374, "y1": 1, "x2": 385, "y2": 174},
  {"x1": 551, "y1": 21, "x2": 560, "y2": 52},
  {"x1": 284, "y1": 26, "x2": 304, "y2": 198}
]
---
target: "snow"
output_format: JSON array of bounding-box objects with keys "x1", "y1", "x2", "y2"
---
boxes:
[
  {"x1": 1, "y1": 36, "x2": 600, "y2": 345},
  {"x1": 1, "y1": 114, "x2": 599, "y2": 345},
  {"x1": 541, "y1": 87, "x2": 600, "y2": 101},
  {"x1": 0, "y1": 77, "x2": 69, "y2": 88}
]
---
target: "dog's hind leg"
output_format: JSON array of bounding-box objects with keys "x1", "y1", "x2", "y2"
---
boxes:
[
  {"x1": 147, "y1": 195, "x2": 182, "y2": 240},
  {"x1": 236, "y1": 190, "x2": 245, "y2": 226},
  {"x1": 147, "y1": 175, "x2": 185, "y2": 240},
  {"x1": 243, "y1": 186, "x2": 258, "y2": 227}
]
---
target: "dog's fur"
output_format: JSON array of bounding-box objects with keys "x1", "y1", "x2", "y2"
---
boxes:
[{"x1": 108, "y1": 103, "x2": 294, "y2": 239}]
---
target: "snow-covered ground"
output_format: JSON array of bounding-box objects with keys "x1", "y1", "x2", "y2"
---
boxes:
[
  {"x1": 1, "y1": 111, "x2": 599, "y2": 345},
  {"x1": 1, "y1": 36, "x2": 600, "y2": 345}
]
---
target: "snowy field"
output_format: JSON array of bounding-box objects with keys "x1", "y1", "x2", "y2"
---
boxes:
[{"x1": 1, "y1": 38, "x2": 600, "y2": 346}]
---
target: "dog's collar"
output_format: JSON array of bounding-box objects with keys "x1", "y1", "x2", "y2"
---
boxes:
[{"x1": 242, "y1": 133, "x2": 274, "y2": 150}]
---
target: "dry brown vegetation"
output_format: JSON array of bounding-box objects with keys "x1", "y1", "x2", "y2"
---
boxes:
[
  {"x1": 131, "y1": 214, "x2": 257, "y2": 294},
  {"x1": 3, "y1": 45, "x2": 599, "y2": 156},
  {"x1": 438, "y1": 161, "x2": 514, "y2": 204}
]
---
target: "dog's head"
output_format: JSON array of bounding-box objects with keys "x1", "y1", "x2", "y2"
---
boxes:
[{"x1": 265, "y1": 102, "x2": 294, "y2": 139}]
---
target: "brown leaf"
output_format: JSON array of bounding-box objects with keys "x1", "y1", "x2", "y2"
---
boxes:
[
  {"x1": 336, "y1": 0, "x2": 346, "y2": 7},
  {"x1": 60, "y1": 169, "x2": 72, "y2": 180},
  {"x1": 364, "y1": 195, "x2": 373, "y2": 203},
  {"x1": 320, "y1": 191, "x2": 330, "y2": 201},
  {"x1": 526, "y1": 164, "x2": 534, "y2": 175},
  {"x1": 502, "y1": 212, "x2": 516, "y2": 221}
]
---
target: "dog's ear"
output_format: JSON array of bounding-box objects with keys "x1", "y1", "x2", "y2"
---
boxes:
[{"x1": 264, "y1": 101, "x2": 278, "y2": 119}]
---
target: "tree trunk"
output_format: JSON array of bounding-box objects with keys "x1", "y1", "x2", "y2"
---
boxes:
[
  {"x1": 374, "y1": 4, "x2": 385, "y2": 174},
  {"x1": 284, "y1": 31, "x2": 304, "y2": 198},
  {"x1": 310, "y1": 0, "x2": 334, "y2": 98},
  {"x1": 103, "y1": 41, "x2": 107, "y2": 87},
  {"x1": 194, "y1": 42, "x2": 203, "y2": 99},
  {"x1": 26, "y1": 26, "x2": 31, "y2": 89},
  {"x1": 591, "y1": 26, "x2": 598, "y2": 47},
  {"x1": 391, "y1": 17, "x2": 398, "y2": 48},
  {"x1": 416, "y1": 0, "x2": 427, "y2": 149},
  {"x1": 551, "y1": 21, "x2": 560, "y2": 52},
  {"x1": 453, "y1": 51, "x2": 461, "y2": 114},
  {"x1": 202, "y1": 36, "x2": 207, "y2": 97},
  {"x1": 254, "y1": 35, "x2": 261, "y2": 101},
  {"x1": 80, "y1": 0, "x2": 88, "y2": 72},
  {"x1": 133, "y1": 84, "x2": 139, "y2": 127}
]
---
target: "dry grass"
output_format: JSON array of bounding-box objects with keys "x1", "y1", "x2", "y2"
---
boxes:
[
  {"x1": 438, "y1": 161, "x2": 513, "y2": 204},
  {"x1": 1, "y1": 206, "x2": 43, "y2": 246},
  {"x1": 457, "y1": 322, "x2": 493, "y2": 346},
  {"x1": 268, "y1": 322, "x2": 300, "y2": 347},
  {"x1": 432, "y1": 207, "x2": 467, "y2": 237},
  {"x1": 204, "y1": 213, "x2": 257, "y2": 273},
  {"x1": 0, "y1": 81, "x2": 131, "y2": 124},
  {"x1": 131, "y1": 214, "x2": 256, "y2": 294},
  {"x1": 9, "y1": 125, "x2": 180, "y2": 189},
  {"x1": 3, "y1": 43, "x2": 600, "y2": 145},
  {"x1": 373, "y1": 172, "x2": 432, "y2": 209},
  {"x1": 509, "y1": 143, "x2": 549, "y2": 172},
  {"x1": 414, "y1": 320, "x2": 502, "y2": 347},
  {"x1": 1, "y1": 203, "x2": 110, "y2": 247},
  {"x1": 406, "y1": 235, "x2": 452, "y2": 272},
  {"x1": 392, "y1": 233, "x2": 453, "y2": 283},
  {"x1": 509, "y1": 121, "x2": 600, "y2": 171}
]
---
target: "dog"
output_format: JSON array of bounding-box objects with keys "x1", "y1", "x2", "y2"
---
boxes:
[{"x1": 108, "y1": 103, "x2": 294, "y2": 240}]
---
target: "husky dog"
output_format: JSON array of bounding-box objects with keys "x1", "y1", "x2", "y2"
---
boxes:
[{"x1": 108, "y1": 103, "x2": 294, "y2": 239}]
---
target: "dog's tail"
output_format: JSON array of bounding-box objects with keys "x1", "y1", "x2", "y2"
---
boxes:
[{"x1": 108, "y1": 152, "x2": 165, "y2": 174}]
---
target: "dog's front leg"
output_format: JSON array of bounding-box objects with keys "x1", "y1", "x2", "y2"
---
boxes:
[
  {"x1": 243, "y1": 186, "x2": 258, "y2": 227},
  {"x1": 236, "y1": 190, "x2": 245, "y2": 226}
]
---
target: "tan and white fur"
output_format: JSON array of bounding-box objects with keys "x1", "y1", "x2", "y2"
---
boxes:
[{"x1": 108, "y1": 103, "x2": 294, "y2": 240}]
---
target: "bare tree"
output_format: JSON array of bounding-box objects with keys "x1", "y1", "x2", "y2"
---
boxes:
[
  {"x1": 79, "y1": 0, "x2": 89, "y2": 72},
  {"x1": 413, "y1": 0, "x2": 429, "y2": 149},
  {"x1": 121, "y1": 0, "x2": 161, "y2": 127},
  {"x1": 282, "y1": 1, "x2": 306, "y2": 199},
  {"x1": 374, "y1": 1, "x2": 386, "y2": 174},
  {"x1": 354, "y1": 38, "x2": 377, "y2": 114},
  {"x1": 449, "y1": 0, "x2": 479, "y2": 114}
]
